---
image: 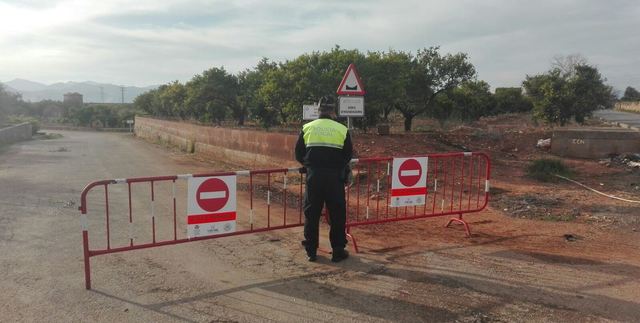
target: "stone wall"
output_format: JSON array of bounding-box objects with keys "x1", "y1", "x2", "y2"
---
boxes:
[
  {"x1": 0, "y1": 123, "x2": 32, "y2": 145},
  {"x1": 135, "y1": 117, "x2": 299, "y2": 168},
  {"x1": 615, "y1": 102, "x2": 640, "y2": 113},
  {"x1": 551, "y1": 128, "x2": 640, "y2": 158}
]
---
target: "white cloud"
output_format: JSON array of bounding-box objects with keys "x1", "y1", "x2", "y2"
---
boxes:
[{"x1": 0, "y1": 0, "x2": 638, "y2": 89}]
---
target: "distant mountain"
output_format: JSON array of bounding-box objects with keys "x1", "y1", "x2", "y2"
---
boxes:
[
  {"x1": 1, "y1": 79, "x2": 159, "y2": 103},
  {"x1": 1, "y1": 83, "x2": 19, "y2": 94},
  {"x1": 4, "y1": 78, "x2": 47, "y2": 92}
]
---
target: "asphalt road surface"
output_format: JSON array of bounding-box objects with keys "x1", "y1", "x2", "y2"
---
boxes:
[
  {"x1": 1, "y1": 131, "x2": 639, "y2": 322},
  {"x1": 594, "y1": 109, "x2": 640, "y2": 130}
]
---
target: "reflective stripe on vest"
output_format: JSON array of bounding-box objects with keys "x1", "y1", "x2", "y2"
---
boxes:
[{"x1": 302, "y1": 119, "x2": 347, "y2": 149}]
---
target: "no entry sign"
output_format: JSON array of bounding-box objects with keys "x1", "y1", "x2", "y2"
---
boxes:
[
  {"x1": 187, "y1": 175, "x2": 237, "y2": 238},
  {"x1": 391, "y1": 157, "x2": 428, "y2": 207}
]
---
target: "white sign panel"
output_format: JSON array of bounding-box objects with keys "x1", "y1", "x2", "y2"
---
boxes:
[
  {"x1": 303, "y1": 104, "x2": 319, "y2": 120},
  {"x1": 187, "y1": 175, "x2": 237, "y2": 238},
  {"x1": 391, "y1": 157, "x2": 428, "y2": 207},
  {"x1": 339, "y1": 96, "x2": 365, "y2": 117}
]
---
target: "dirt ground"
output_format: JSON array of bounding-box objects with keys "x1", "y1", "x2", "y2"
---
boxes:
[
  {"x1": 1, "y1": 119, "x2": 639, "y2": 322},
  {"x1": 355, "y1": 114, "x2": 640, "y2": 231}
]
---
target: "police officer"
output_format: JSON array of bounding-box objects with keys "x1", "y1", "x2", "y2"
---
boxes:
[{"x1": 295, "y1": 96, "x2": 352, "y2": 262}]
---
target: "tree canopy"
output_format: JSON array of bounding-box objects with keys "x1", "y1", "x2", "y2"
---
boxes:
[
  {"x1": 132, "y1": 46, "x2": 479, "y2": 131},
  {"x1": 523, "y1": 62, "x2": 614, "y2": 126},
  {"x1": 127, "y1": 49, "x2": 616, "y2": 131},
  {"x1": 0, "y1": 84, "x2": 24, "y2": 124},
  {"x1": 621, "y1": 86, "x2": 640, "y2": 101}
]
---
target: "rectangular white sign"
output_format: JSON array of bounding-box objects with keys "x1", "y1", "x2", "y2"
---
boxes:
[
  {"x1": 339, "y1": 96, "x2": 365, "y2": 117},
  {"x1": 391, "y1": 157, "x2": 428, "y2": 207},
  {"x1": 187, "y1": 175, "x2": 237, "y2": 238},
  {"x1": 303, "y1": 104, "x2": 319, "y2": 120}
]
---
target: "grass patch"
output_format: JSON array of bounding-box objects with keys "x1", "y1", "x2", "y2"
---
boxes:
[
  {"x1": 526, "y1": 158, "x2": 573, "y2": 182},
  {"x1": 38, "y1": 133, "x2": 64, "y2": 140},
  {"x1": 50, "y1": 147, "x2": 70, "y2": 152},
  {"x1": 540, "y1": 214, "x2": 577, "y2": 222}
]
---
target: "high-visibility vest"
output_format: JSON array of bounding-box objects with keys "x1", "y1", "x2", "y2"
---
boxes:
[{"x1": 302, "y1": 119, "x2": 347, "y2": 149}]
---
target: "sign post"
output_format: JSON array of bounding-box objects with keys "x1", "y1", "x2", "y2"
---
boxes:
[
  {"x1": 126, "y1": 119, "x2": 134, "y2": 133},
  {"x1": 336, "y1": 64, "x2": 366, "y2": 129},
  {"x1": 187, "y1": 175, "x2": 237, "y2": 238},
  {"x1": 391, "y1": 157, "x2": 428, "y2": 207}
]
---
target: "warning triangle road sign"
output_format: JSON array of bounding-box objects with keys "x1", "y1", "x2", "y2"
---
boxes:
[{"x1": 336, "y1": 63, "x2": 366, "y2": 96}]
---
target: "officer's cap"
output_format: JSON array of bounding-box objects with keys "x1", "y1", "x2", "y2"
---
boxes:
[{"x1": 318, "y1": 96, "x2": 336, "y2": 113}]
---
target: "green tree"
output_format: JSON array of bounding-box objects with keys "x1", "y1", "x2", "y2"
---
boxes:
[
  {"x1": 363, "y1": 50, "x2": 413, "y2": 123},
  {"x1": 134, "y1": 89, "x2": 159, "y2": 116},
  {"x1": 158, "y1": 81, "x2": 187, "y2": 119},
  {"x1": 621, "y1": 86, "x2": 640, "y2": 101},
  {"x1": 493, "y1": 87, "x2": 533, "y2": 114},
  {"x1": 0, "y1": 84, "x2": 24, "y2": 123},
  {"x1": 257, "y1": 47, "x2": 367, "y2": 125},
  {"x1": 257, "y1": 64, "x2": 291, "y2": 124},
  {"x1": 432, "y1": 80, "x2": 494, "y2": 124},
  {"x1": 185, "y1": 67, "x2": 238, "y2": 124},
  {"x1": 67, "y1": 105, "x2": 95, "y2": 126},
  {"x1": 452, "y1": 80, "x2": 495, "y2": 121},
  {"x1": 523, "y1": 64, "x2": 614, "y2": 125},
  {"x1": 93, "y1": 105, "x2": 119, "y2": 127},
  {"x1": 397, "y1": 47, "x2": 476, "y2": 131},
  {"x1": 31, "y1": 100, "x2": 65, "y2": 121},
  {"x1": 240, "y1": 58, "x2": 277, "y2": 127}
]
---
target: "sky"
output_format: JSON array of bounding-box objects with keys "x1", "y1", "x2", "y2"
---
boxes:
[{"x1": 1, "y1": 0, "x2": 639, "y2": 92}]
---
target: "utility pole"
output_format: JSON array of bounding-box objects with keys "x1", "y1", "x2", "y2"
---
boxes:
[{"x1": 121, "y1": 86, "x2": 125, "y2": 104}]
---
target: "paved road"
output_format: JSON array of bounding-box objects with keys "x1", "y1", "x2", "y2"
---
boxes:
[
  {"x1": 593, "y1": 109, "x2": 640, "y2": 130},
  {"x1": 0, "y1": 131, "x2": 317, "y2": 322},
  {"x1": 1, "y1": 131, "x2": 640, "y2": 322}
]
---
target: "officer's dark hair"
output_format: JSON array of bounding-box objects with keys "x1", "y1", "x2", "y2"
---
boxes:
[{"x1": 318, "y1": 96, "x2": 336, "y2": 117}]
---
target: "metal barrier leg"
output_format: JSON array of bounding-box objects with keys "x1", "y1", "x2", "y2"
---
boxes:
[
  {"x1": 346, "y1": 227, "x2": 359, "y2": 253},
  {"x1": 82, "y1": 230, "x2": 92, "y2": 290},
  {"x1": 445, "y1": 213, "x2": 471, "y2": 237}
]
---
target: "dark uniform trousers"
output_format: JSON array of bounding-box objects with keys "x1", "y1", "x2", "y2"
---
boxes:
[{"x1": 303, "y1": 167, "x2": 347, "y2": 253}]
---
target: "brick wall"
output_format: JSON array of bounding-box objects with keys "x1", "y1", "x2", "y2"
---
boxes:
[{"x1": 135, "y1": 117, "x2": 299, "y2": 168}]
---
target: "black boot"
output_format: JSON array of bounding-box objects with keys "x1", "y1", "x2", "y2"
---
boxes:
[
  {"x1": 302, "y1": 240, "x2": 317, "y2": 262},
  {"x1": 331, "y1": 249, "x2": 349, "y2": 263}
]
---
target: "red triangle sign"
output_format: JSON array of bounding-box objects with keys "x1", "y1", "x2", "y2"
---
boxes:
[{"x1": 336, "y1": 64, "x2": 366, "y2": 96}]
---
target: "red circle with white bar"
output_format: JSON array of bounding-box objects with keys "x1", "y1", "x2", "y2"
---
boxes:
[
  {"x1": 398, "y1": 159, "x2": 422, "y2": 187},
  {"x1": 196, "y1": 178, "x2": 229, "y2": 212}
]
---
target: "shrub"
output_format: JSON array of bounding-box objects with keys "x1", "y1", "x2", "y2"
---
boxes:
[
  {"x1": 8, "y1": 115, "x2": 40, "y2": 134},
  {"x1": 526, "y1": 158, "x2": 572, "y2": 182}
]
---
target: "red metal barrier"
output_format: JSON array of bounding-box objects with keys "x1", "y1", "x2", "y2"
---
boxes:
[
  {"x1": 344, "y1": 152, "x2": 491, "y2": 252},
  {"x1": 79, "y1": 152, "x2": 490, "y2": 289}
]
